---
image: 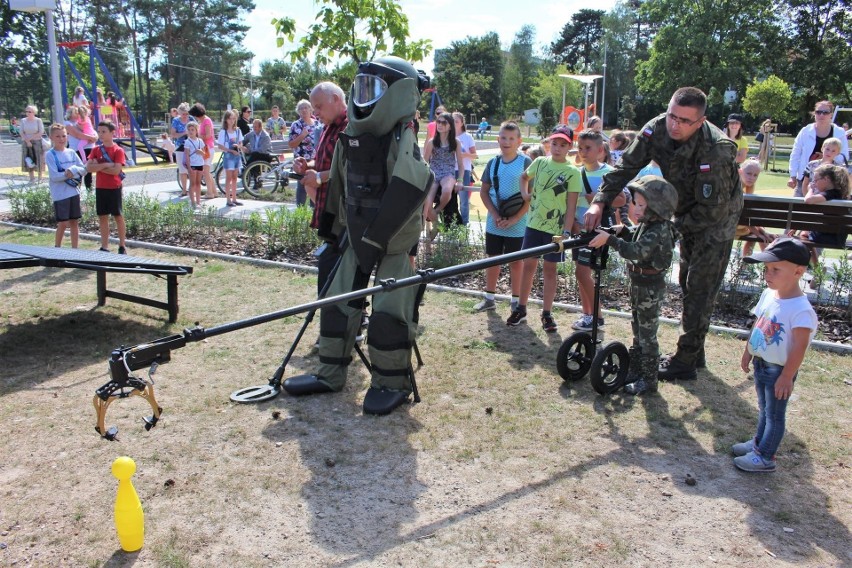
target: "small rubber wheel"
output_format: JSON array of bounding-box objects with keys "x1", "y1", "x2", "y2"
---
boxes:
[
  {"x1": 590, "y1": 342, "x2": 630, "y2": 395},
  {"x1": 556, "y1": 332, "x2": 594, "y2": 382}
]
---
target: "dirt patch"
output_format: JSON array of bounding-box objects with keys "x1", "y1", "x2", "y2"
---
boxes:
[{"x1": 0, "y1": 229, "x2": 850, "y2": 566}]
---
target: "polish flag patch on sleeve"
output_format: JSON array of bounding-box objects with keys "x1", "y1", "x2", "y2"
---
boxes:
[
  {"x1": 642, "y1": 127, "x2": 653, "y2": 138},
  {"x1": 699, "y1": 163, "x2": 711, "y2": 173}
]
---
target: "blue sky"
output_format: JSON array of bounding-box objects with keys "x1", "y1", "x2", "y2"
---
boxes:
[{"x1": 243, "y1": 0, "x2": 618, "y2": 75}]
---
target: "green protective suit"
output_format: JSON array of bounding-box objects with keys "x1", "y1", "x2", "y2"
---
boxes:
[{"x1": 315, "y1": 76, "x2": 434, "y2": 392}]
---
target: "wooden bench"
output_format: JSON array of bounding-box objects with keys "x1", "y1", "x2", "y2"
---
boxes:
[{"x1": 738, "y1": 194, "x2": 852, "y2": 250}]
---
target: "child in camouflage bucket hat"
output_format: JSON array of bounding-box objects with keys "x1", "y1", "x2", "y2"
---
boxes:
[{"x1": 589, "y1": 175, "x2": 679, "y2": 395}]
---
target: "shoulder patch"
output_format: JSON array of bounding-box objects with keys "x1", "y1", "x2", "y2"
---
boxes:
[
  {"x1": 642, "y1": 127, "x2": 654, "y2": 138},
  {"x1": 699, "y1": 163, "x2": 711, "y2": 173}
]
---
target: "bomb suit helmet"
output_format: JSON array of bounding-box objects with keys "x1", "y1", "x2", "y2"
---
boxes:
[{"x1": 352, "y1": 56, "x2": 429, "y2": 118}]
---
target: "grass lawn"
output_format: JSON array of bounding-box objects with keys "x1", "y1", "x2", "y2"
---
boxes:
[{"x1": 0, "y1": 227, "x2": 849, "y2": 567}]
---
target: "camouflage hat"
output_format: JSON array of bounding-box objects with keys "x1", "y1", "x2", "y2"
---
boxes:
[{"x1": 627, "y1": 175, "x2": 678, "y2": 220}]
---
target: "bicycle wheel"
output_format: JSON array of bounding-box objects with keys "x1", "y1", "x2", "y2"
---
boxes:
[
  {"x1": 175, "y1": 167, "x2": 186, "y2": 194},
  {"x1": 217, "y1": 166, "x2": 245, "y2": 196},
  {"x1": 214, "y1": 164, "x2": 226, "y2": 195},
  {"x1": 242, "y1": 161, "x2": 280, "y2": 198}
]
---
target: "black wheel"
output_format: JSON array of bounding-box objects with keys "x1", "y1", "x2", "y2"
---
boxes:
[
  {"x1": 590, "y1": 342, "x2": 630, "y2": 395},
  {"x1": 242, "y1": 161, "x2": 280, "y2": 198},
  {"x1": 215, "y1": 164, "x2": 246, "y2": 196},
  {"x1": 215, "y1": 164, "x2": 226, "y2": 195},
  {"x1": 175, "y1": 167, "x2": 186, "y2": 193},
  {"x1": 556, "y1": 332, "x2": 594, "y2": 382}
]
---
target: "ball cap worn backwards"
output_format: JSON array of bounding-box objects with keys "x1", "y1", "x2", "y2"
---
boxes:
[
  {"x1": 548, "y1": 124, "x2": 574, "y2": 144},
  {"x1": 743, "y1": 236, "x2": 810, "y2": 267}
]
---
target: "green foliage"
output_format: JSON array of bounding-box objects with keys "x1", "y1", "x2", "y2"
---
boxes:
[
  {"x1": 273, "y1": 0, "x2": 432, "y2": 65},
  {"x1": 434, "y1": 33, "x2": 503, "y2": 120},
  {"x1": 538, "y1": 98, "x2": 558, "y2": 137},
  {"x1": 8, "y1": 185, "x2": 53, "y2": 224},
  {"x1": 635, "y1": 0, "x2": 780, "y2": 109},
  {"x1": 502, "y1": 25, "x2": 540, "y2": 117},
  {"x1": 426, "y1": 223, "x2": 481, "y2": 269},
  {"x1": 550, "y1": 9, "x2": 606, "y2": 70},
  {"x1": 780, "y1": 0, "x2": 852, "y2": 119},
  {"x1": 65, "y1": 52, "x2": 107, "y2": 101},
  {"x1": 742, "y1": 75, "x2": 794, "y2": 122},
  {"x1": 531, "y1": 64, "x2": 583, "y2": 118},
  {"x1": 0, "y1": 4, "x2": 51, "y2": 121}
]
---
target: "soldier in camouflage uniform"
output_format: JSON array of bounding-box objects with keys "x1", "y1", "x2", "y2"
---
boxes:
[
  {"x1": 584, "y1": 87, "x2": 742, "y2": 381},
  {"x1": 589, "y1": 175, "x2": 679, "y2": 394}
]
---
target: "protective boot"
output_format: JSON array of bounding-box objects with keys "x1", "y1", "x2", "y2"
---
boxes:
[
  {"x1": 282, "y1": 374, "x2": 336, "y2": 396},
  {"x1": 624, "y1": 354, "x2": 659, "y2": 395},
  {"x1": 363, "y1": 387, "x2": 410, "y2": 415}
]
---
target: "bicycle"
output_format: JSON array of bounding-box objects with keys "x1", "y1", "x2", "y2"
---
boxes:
[
  {"x1": 175, "y1": 148, "x2": 246, "y2": 196},
  {"x1": 241, "y1": 155, "x2": 295, "y2": 198}
]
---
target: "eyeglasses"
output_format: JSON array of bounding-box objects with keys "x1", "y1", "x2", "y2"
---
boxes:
[
  {"x1": 814, "y1": 110, "x2": 831, "y2": 116},
  {"x1": 666, "y1": 112, "x2": 700, "y2": 127}
]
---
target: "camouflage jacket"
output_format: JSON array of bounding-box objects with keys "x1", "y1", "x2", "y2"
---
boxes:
[
  {"x1": 607, "y1": 219, "x2": 677, "y2": 273},
  {"x1": 594, "y1": 114, "x2": 742, "y2": 241}
]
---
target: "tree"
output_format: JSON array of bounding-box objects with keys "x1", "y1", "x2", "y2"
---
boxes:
[
  {"x1": 502, "y1": 25, "x2": 540, "y2": 117},
  {"x1": 434, "y1": 33, "x2": 503, "y2": 120},
  {"x1": 550, "y1": 9, "x2": 605, "y2": 70},
  {"x1": 635, "y1": 0, "x2": 780, "y2": 109},
  {"x1": 273, "y1": 0, "x2": 432, "y2": 65},
  {"x1": 0, "y1": 4, "x2": 50, "y2": 121},
  {"x1": 780, "y1": 0, "x2": 852, "y2": 115},
  {"x1": 538, "y1": 97, "x2": 558, "y2": 136},
  {"x1": 742, "y1": 75, "x2": 794, "y2": 122},
  {"x1": 531, "y1": 63, "x2": 583, "y2": 120}
]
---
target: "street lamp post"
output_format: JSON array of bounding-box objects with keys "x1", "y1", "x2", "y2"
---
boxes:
[{"x1": 10, "y1": 0, "x2": 63, "y2": 123}]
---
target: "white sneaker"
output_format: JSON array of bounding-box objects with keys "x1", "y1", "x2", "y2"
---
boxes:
[{"x1": 474, "y1": 298, "x2": 496, "y2": 312}]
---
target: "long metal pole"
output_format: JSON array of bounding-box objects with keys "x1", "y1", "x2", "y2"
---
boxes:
[
  {"x1": 601, "y1": 43, "x2": 607, "y2": 127},
  {"x1": 45, "y1": 9, "x2": 64, "y2": 123}
]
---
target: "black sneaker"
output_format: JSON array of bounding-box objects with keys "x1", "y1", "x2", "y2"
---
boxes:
[
  {"x1": 658, "y1": 355, "x2": 698, "y2": 381},
  {"x1": 118, "y1": 246, "x2": 127, "y2": 255},
  {"x1": 541, "y1": 313, "x2": 557, "y2": 333},
  {"x1": 98, "y1": 247, "x2": 110, "y2": 253},
  {"x1": 506, "y1": 308, "x2": 527, "y2": 326}
]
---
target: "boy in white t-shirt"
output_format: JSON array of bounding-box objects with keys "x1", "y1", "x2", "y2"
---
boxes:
[{"x1": 735, "y1": 237, "x2": 818, "y2": 472}]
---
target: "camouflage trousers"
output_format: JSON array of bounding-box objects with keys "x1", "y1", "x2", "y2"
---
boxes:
[
  {"x1": 675, "y1": 232, "x2": 735, "y2": 365},
  {"x1": 630, "y1": 274, "x2": 667, "y2": 380},
  {"x1": 316, "y1": 248, "x2": 419, "y2": 392}
]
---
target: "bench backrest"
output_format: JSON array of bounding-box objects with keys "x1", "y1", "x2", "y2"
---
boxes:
[{"x1": 739, "y1": 194, "x2": 852, "y2": 236}]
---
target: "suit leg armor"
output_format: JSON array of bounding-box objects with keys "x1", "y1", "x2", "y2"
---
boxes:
[
  {"x1": 366, "y1": 253, "x2": 419, "y2": 391},
  {"x1": 315, "y1": 249, "x2": 369, "y2": 389}
]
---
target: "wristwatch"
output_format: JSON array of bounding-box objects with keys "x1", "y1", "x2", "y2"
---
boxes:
[{"x1": 315, "y1": 172, "x2": 322, "y2": 186}]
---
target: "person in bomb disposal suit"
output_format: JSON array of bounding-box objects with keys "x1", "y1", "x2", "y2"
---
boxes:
[
  {"x1": 584, "y1": 87, "x2": 742, "y2": 381},
  {"x1": 284, "y1": 56, "x2": 434, "y2": 415}
]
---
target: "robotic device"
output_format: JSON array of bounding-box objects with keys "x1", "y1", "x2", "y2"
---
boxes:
[
  {"x1": 94, "y1": 234, "x2": 601, "y2": 440},
  {"x1": 555, "y1": 231, "x2": 631, "y2": 395}
]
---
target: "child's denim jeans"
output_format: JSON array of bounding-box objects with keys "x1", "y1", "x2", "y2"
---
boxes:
[{"x1": 752, "y1": 357, "x2": 795, "y2": 460}]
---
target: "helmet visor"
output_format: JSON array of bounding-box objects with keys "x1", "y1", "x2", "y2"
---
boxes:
[{"x1": 352, "y1": 74, "x2": 389, "y2": 108}]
